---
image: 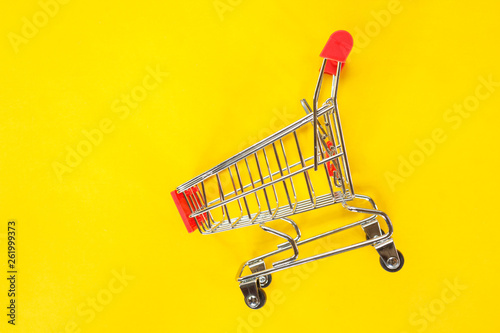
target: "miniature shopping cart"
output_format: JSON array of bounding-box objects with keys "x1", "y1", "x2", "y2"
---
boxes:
[{"x1": 171, "y1": 30, "x2": 404, "y2": 309}]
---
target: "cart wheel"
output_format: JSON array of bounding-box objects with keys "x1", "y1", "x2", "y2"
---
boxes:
[
  {"x1": 379, "y1": 250, "x2": 404, "y2": 273},
  {"x1": 259, "y1": 274, "x2": 272, "y2": 288},
  {"x1": 244, "y1": 288, "x2": 267, "y2": 310}
]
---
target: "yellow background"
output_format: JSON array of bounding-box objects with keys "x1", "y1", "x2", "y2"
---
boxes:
[{"x1": 1, "y1": 0, "x2": 499, "y2": 332}]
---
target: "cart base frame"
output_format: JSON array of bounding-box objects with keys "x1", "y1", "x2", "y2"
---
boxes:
[{"x1": 237, "y1": 194, "x2": 403, "y2": 309}]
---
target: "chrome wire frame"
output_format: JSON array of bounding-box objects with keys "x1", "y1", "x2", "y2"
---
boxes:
[
  {"x1": 175, "y1": 59, "x2": 401, "y2": 288},
  {"x1": 236, "y1": 194, "x2": 393, "y2": 282},
  {"x1": 177, "y1": 59, "x2": 353, "y2": 234}
]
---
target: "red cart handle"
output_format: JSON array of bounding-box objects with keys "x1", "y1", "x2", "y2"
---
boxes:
[
  {"x1": 320, "y1": 30, "x2": 353, "y2": 75},
  {"x1": 320, "y1": 30, "x2": 353, "y2": 62}
]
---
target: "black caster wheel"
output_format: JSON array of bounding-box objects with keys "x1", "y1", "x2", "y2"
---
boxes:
[
  {"x1": 380, "y1": 250, "x2": 404, "y2": 273},
  {"x1": 244, "y1": 288, "x2": 267, "y2": 309},
  {"x1": 259, "y1": 274, "x2": 272, "y2": 288}
]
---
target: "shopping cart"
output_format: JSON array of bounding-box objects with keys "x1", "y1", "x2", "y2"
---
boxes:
[{"x1": 171, "y1": 30, "x2": 404, "y2": 309}]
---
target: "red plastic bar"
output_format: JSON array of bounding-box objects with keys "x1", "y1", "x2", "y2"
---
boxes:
[
  {"x1": 320, "y1": 30, "x2": 353, "y2": 63},
  {"x1": 171, "y1": 187, "x2": 206, "y2": 233}
]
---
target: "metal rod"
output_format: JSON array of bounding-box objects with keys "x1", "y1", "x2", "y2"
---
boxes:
[
  {"x1": 272, "y1": 142, "x2": 292, "y2": 209},
  {"x1": 331, "y1": 61, "x2": 355, "y2": 196},
  {"x1": 313, "y1": 59, "x2": 328, "y2": 171},
  {"x1": 254, "y1": 152, "x2": 272, "y2": 215},
  {"x1": 234, "y1": 163, "x2": 252, "y2": 219}
]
